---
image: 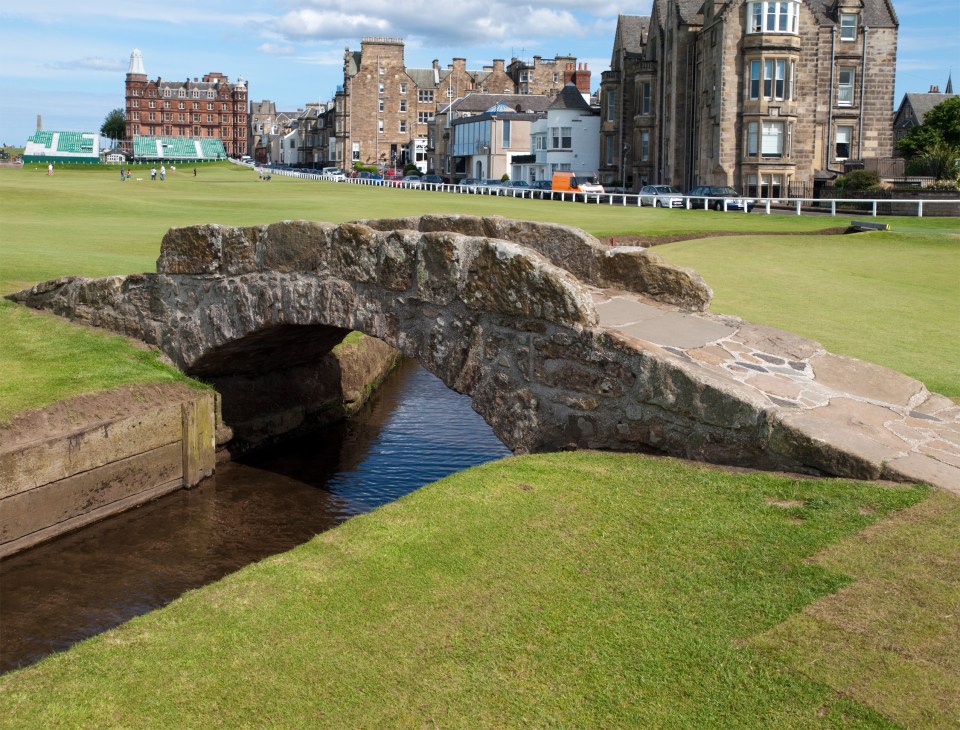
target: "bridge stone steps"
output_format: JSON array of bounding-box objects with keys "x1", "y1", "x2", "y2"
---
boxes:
[{"x1": 592, "y1": 289, "x2": 960, "y2": 493}]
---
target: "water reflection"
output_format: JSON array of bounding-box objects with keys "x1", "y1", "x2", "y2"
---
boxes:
[{"x1": 0, "y1": 360, "x2": 510, "y2": 672}]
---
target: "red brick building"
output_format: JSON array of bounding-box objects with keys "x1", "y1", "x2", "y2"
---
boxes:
[{"x1": 124, "y1": 48, "x2": 248, "y2": 157}]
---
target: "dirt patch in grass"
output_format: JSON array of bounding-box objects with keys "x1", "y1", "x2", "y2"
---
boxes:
[
  {"x1": 601, "y1": 227, "x2": 849, "y2": 248},
  {"x1": 0, "y1": 382, "x2": 204, "y2": 448}
]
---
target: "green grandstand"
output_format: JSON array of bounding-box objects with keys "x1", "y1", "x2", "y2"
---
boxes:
[
  {"x1": 23, "y1": 130, "x2": 99, "y2": 164},
  {"x1": 133, "y1": 136, "x2": 227, "y2": 162}
]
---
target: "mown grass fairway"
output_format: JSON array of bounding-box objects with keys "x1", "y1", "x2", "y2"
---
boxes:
[
  {"x1": 1, "y1": 453, "x2": 948, "y2": 728},
  {"x1": 1, "y1": 163, "x2": 956, "y2": 419},
  {"x1": 656, "y1": 228, "x2": 960, "y2": 397},
  {"x1": 1, "y1": 164, "x2": 958, "y2": 726}
]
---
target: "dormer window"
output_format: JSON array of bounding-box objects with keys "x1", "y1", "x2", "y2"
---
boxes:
[
  {"x1": 840, "y1": 14, "x2": 857, "y2": 40},
  {"x1": 747, "y1": 1, "x2": 799, "y2": 34}
]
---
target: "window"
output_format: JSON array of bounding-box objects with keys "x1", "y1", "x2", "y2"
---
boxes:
[
  {"x1": 192, "y1": 89, "x2": 199, "y2": 98},
  {"x1": 749, "y1": 60, "x2": 762, "y2": 99},
  {"x1": 551, "y1": 127, "x2": 572, "y2": 149},
  {"x1": 764, "y1": 59, "x2": 787, "y2": 100},
  {"x1": 148, "y1": 112, "x2": 155, "y2": 121},
  {"x1": 378, "y1": 66, "x2": 384, "y2": 75},
  {"x1": 149, "y1": 100, "x2": 155, "y2": 108},
  {"x1": 747, "y1": 121, "x2": 759, "y2": 157},
  {"x1": 747, "y1": 1, "x2": 799, "y2": 33},
  {"x1": 163, "y1": 89, "x2": 171, "y2": 98},
  {"x1": 400, "y1": 83, "x2": 407, "y2": 94},
  {"x1": 605, "y1": 139, "x2": 614, "y2": 165},
  {"x1": 177, "y1": 113, "x2": 184, "y2": 122},
  {"x1": 207, "y1": 103, "x2": 213, "y2": 110},
  {"x1": 399, "y1": 120, "x2": 407, "y2": 133},
  {"x1": 379, "y1": 99, "x2": 385, "y2": 112},
  {"x1": 835, "y1": 125, "x2": 852, "y2": 159},
  {"x1": 379, "y1": 82, "x2": 385, "y2": 94},
  {"x1": 838, "y1": 67, "x2": 855, "y2": 106},
  {"x1": 378, "y1": 119, "x2": 384, "y2": 133},
  {"x1": 399, "y1": 100, "x2": 407, "y2": 112},
  {"x1": 534, "y1": 134, "x2": 547, "y2": 151},
  {"x1": 502, "y1": 119, "x2": 510, "y2": 148},
  {"x1": 418, "y1": 89, "x2": 434, "y2": 103},
  {"x1": 131, "y1": 112, "x2": 139, "y2": 121},
  {"x1": 352, "y1": 142, "x2": 360, "y2": 161},
  {"x1": 762, "y1": 121, "x2": 784, "y2": 157},
  {"x1": 446, "y1": 88, "x2": 454, "y2": 98},
  {"x1": 840, "y1": 14, "x2": 857, "y2": 40},
  {"x1": 640, "y1": 131, "x2": 650, "y2": 161},
  {"x1": 418, "y1": 111, "x2": 434, "y2": 124},
  {"x1": 641, "y1": 82, "x2": 651, "y2": 114},
  {"x1": 607, "y1": 89, "x2": 617, "y2": 122}
]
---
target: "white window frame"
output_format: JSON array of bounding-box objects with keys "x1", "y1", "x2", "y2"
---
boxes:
[
  {"x1": 840, "y1": 14, "x2": 857, "y2": 40},
  {"x1": 761, "y1": 121, "x2": 784, "y2": 158},
  {"x1": 747, "y1": 1, "x2": 799, "y2": 34},
  {"x1": 837, "y1": 67, "x2": 855, "y2": 106},
  {"x1": 640, "y1": 131, "x2": 650, "y2": 161},
  {"x1": 835, "y1": 125, "x2": 853, "y2": 160}
]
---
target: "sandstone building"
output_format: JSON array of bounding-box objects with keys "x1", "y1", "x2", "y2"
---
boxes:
[
  {"x1": 124, "y1": 49, "x2": 248, "y2": 158},
  {"x1": 330, "y1": 37, "x2": 587, "y2": 172},
  {"x1": 600, "y1": 0, "x2": 898, "y2": 195}
]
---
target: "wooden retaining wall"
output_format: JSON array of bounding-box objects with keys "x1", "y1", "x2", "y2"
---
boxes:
[{"x1": 0, "y1": 387, "x2": 215, "y2": 558}]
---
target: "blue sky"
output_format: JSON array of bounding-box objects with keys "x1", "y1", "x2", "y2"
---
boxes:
[{"x1": 0, "y1": 0, "x2": 956, "y2": 145}]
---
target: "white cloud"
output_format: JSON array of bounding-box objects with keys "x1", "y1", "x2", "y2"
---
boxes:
[
  {"x1": 257, "y1": 43, "x2": 296, "y2": 56},
  {"x1": 47, "y1": 57, "x2": 126, "y2": 72}
]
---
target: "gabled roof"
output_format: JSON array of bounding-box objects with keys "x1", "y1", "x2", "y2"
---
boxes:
[
  {"x1": 618, "y1": 15, "x2": 650, "y2": 53},
  {"x1": 450, "y1": 93, "x2": 551, "y2": 114},
  {"x1": 894, "y1": 92, "x2": 956, "y2": 125},
  {"x1": 548, "y1": 83, "x2": 593, "y2": 112}
]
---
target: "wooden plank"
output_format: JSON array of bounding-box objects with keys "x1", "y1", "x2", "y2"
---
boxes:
[
  {"x1": 182, "y1": 393, "x2": 215, "y2": 487},
  {"x1": 0, "y1": 477, "x2": 184, "y2": 559},
  {"x1": 0, "y1": 442, "x2": 183, "y2": 543},
  {"x1": 0, "y1": 405, "x2": 183, "y2": 498}
]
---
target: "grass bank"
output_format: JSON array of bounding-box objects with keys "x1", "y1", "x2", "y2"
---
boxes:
[
  {"x1": 656, "y1": 228, "x2": 960, "y2": 397},
  {"x1": 3, "y1": 452, "x2": 953, "y2": 727},
  {"x1": 1, "y1": 163, "x2": 957, "y2": 415}
]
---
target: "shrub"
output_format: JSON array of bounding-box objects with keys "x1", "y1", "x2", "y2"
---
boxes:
[
  {"x1": 834, "y1": 169, "x2": 881, "y2": 191},
  {"x1": 501, "y1": 173, "x2": 510, "y2": 182}
]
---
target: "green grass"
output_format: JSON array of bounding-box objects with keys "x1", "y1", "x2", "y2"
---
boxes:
[
  {"x1": 0, "y1": 452, "x2": 942, "y2": 728},
  {"x1": 1, "y1": 163, "x2": 957, "y2": 415},
  {"x1": 0, "y1": 301, "x2": 201, "y2": 424},
  {"x1": 656, "y1": 229, "x2": 960, "y2": 397}
]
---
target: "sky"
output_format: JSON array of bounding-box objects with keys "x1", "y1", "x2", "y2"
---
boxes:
[{"x1": 0, "y1": 0, "x2": 957, "y2": 145}]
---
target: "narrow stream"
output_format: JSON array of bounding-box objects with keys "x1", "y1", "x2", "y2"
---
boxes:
[{"x1": 0, "y1": 359, "x2": 511, "y2": 673}]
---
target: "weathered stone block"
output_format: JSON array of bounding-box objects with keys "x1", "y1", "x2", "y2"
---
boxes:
[{"x1": 262, "y1": 221, "x2": 333, "y2": 273}]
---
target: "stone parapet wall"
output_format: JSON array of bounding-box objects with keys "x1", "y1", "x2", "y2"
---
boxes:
[{"x1": 0, "y1": 384, "x2": 215, "y2": 558}]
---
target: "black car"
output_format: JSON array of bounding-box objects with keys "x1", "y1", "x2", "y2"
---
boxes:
[
  {"x1": 421, "y1": 174, "x2": 445, "y2": 185},
  {"x1": 529, "y1": 180, "x2": 553, "y2": 199},
  {"x1": 687, "y1": 185, "x2": 755, "y2": 212}
]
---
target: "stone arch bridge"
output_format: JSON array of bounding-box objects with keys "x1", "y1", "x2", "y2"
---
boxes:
[{"x1": 10, "y1": 215, "x2": 959, "y2": 492}]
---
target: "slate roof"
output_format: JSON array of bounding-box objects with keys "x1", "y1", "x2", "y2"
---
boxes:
[
  {"x1": 548, "y1": 83, "x2": 593, "y2": 112},
  {"x1": 894, "y1": 93, "x2": 956, "y2": 126},
  {"x1": 449, "y1": 93, "x2": 551, "y2": 114},
  {"x1": 618, "y1": 15, "x2": 650, "y2": 53}
]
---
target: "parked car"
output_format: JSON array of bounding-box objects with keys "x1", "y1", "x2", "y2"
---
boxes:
[
  {"x1": 639, "y1": 184, "x2": 685, "y2": 208},
  {"x1": 500, "y1": 180, "x2": 532, "y2": 196},
  {"x1": 529, "y1": 180, "x2": 553, "y2": 199},
  {"x1": 321, "y1": 167, "x2": 346, "y2": 181},
  {"x1": 687, "y1": 185, "x2": 755, "y2": 211},
  {"x1": 401, "y1": 174, "x2": 422, "y2": 188},
  {"x1": 457, "y1": 177, "x2": 480, "y2": 193},
  {"x1": 482, "y1": 179, "x2": 507, "y2": 194},
  {"x1": 421, "y1": 174, "x2": 445, "y2": 185},
  {"x1": 355, "y1": 170, "x2": 384, "y2": 184}
]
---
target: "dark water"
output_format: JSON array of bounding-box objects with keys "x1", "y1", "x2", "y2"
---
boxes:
[{"x1": 0, "y1": 360, "x2": 511, "y2": 673}]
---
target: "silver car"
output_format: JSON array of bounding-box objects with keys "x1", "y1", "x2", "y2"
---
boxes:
[{"x1": 639, "y1": 184, "x2": 684, "y2": 208}]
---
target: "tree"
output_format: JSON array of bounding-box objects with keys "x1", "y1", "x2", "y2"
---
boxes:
[
  {"x1": 908, "y1": 141, "x2": 960, "y2": 182},
  {"x1": 897, "y1": 96, "x2": 960, "y2": 158},
  {"x1": 100, "y1": 108, "x2": 126, "y2": 141}
]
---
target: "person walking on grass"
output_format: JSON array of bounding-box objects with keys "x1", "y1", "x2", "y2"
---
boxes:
[{"x1": 160, "y1": 165, "x2": 166, "y2": 181}]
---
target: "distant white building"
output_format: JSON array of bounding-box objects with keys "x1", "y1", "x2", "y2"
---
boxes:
[{"x1": 524, "y1": 83, "x2": 600, "y2": 183}]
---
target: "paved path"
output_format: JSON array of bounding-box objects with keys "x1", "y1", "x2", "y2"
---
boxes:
[{"x1": 592, "y1": 289, "x2": 960, "y2": 494}]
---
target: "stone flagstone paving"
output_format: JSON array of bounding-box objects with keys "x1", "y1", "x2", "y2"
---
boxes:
[{"x1": 592, "y1": 289, "x2": 960, "y2": 493}]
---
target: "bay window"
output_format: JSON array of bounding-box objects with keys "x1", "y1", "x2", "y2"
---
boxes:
[
  {"x1": 761, "y1": 121, "x2": 784, "y2": 157},
  {"x1": 747, "y1": 1, "x2": 799, "y2": 33}
]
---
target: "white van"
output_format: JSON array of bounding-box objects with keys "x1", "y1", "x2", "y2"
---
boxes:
[{"x1": 322, "y1": 167, "x2": 346, "y2": 181}]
